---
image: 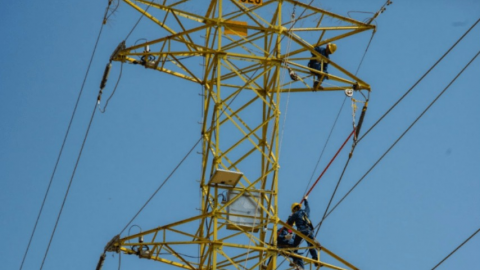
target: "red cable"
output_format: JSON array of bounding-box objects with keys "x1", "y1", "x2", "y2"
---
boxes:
[
  {"x1": 278, "y1": 129, "x2": 355, "y2": 235},
  {"x1": 300, "y1": 128, "x2": 355, "y2": 204}
]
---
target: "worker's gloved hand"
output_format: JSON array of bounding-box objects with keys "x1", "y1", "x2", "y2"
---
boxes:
[
  {"x1": 304, "y1": 195, "x2": 308, "y2": 200},
  {"x1": 285, "y1": 233, "x2": 293, "y2": 240}
]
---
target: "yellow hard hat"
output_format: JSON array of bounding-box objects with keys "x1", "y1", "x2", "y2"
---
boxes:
[
  {"x1": 291, "y1": 202, "x2": 301, "y2": 212},
  {"x1": 327, "y1": 43, "x2": 337, "y2": 54}
]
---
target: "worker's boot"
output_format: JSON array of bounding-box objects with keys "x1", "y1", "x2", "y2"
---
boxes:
[{"x1": 313, "y1": 81, "x2": 323, "y2": 91}]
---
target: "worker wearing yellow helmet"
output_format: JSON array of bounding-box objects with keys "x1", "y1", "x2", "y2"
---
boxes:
[
  {"x1": 287, "y1": 195, "x2": 320, "y2": 267},
  {"x1": 307, "y1": 43, "x2": 337, "y2": 91},
  {"x1": 291, "y1": 202, "x2": 302, "y2": 212}
]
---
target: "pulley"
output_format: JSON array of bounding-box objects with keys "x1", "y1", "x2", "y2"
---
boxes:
[{"x1": 345, "y1": 88, "x2": 353, "y2": 97}]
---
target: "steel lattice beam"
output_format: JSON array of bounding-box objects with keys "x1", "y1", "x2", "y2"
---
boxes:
[{"x1": 103, "y1": 1, "x2": 374, "y2": 270}]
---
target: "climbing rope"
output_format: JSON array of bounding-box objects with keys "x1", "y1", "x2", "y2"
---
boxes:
[
  {"x1": 278, "y1": 5, "x2": 298, "y2": 162},
  {"x1": 260, "y1": 7, "x2": 301, "y2": 269}
]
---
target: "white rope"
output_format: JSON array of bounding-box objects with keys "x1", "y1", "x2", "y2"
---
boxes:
[
  {"x1": 242, "y1": 5, "x2": 299, "y2": 269},
  {"x1": 278, "y1": 5, "x2": 297, "y2": 163}
]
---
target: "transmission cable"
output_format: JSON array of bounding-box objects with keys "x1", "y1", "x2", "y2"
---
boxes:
[
  {"x1": 357, "y1": 17, "x2": 480, "y2": 143},
  {"x1": 276, "y1": 3, "x2": 377, "y2": 265},
  {"x1": 304, "y1": 29, "x2": 374, "y2": 197},
  {"x1": 118, "y1": 251, "x2": 122, "y2": 270},
  {"x1": 40, "y1": 101, "x2": 100, "y2": 270},
  {"x1": 18, "y1": 3, "x2": 112, "y2": 270},
  {"x1": 354, "y1": 30, "x2": 376, "y2": 76},
  {"x1": 125, "y1": 0, "x2": 155, "y2": 41},
  {"x1": 119, "y1": 136, "x2": 202, "y2": 235},
  {"x1": 316, "y1": 16, "x2": 479, "y2": 233},
  {"x1": 105, "y1": 0, "x2": 120, "y2": 23},
  {"x1": 105, "y1": 1, "x2": 200, "y2": 235},
  {"x1": 309, "y1": 26, "x2": 374, "y2": 234},
  {"x1": 319, "y1": 48, "x2": 480, "y2": 225},
  {"x1": 315, "y1": 101, "x2": 367, "y2": 235},
  {"x1": 431, "y1": 227, "x2": 480, "y2": 270},
  {"x1": 315, "y1": 156, "x2": 351, "y2": 235}
]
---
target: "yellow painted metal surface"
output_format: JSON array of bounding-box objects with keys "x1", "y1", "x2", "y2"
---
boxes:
[
  {"x1": 237, "y1": 0, "x2": 263, "y2": 6},
  {"x1": 225, "y1": 21, "x2": 249, "y2": 37},
  {"x1": 104, "y1": 1, "x2": 374, "y2": 269}
]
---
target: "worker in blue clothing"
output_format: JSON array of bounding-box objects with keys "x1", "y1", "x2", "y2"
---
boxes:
[
  {"x1": 263, "y1": 227, "x2": 304, "y2": 270},
  {"x1": 287, "y1": 195, "x2": 320, "y2": 267},
  {"x1": 308, "y1": 43, "x2": 337, "y2": 90}
]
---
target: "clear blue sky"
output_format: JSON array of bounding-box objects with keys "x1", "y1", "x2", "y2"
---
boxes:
[{"x1": 1, "y1": 1, "x2": 479, "y2": 270}]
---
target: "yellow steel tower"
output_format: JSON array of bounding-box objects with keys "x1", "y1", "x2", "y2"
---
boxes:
[{"x1": 101, "y1": 1, "x2": 375, "y2": 270}]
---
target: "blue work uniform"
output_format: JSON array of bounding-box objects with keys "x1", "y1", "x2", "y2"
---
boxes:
[
  {"x1": 307, "y1": 46, "x2": 329, "y2": 82},
  {"x1": 266, "y1": 228, "x2": 304, "y2": 268},
  {"x1": 277, "y1": 228, "x2": 293, "y2": 246},
  {"x1": 287, "y1": 200, "x2": 318, "y2": 261}
]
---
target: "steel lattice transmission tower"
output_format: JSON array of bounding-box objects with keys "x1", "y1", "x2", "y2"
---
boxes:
[{"x1": 101, "y1": 1, "x2": 374, "y2": 270}]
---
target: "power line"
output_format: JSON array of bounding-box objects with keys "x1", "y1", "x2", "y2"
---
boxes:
[
  {"x1": 320, "y1": 48, "x2": 480, "y2": 224},
  {"x1": 39, "y1": 5, "x2": 164, "y2": 263},
  {"x1": 103, "y1": 1, "x2": 200, "y2": 235},
  {"x1": 315, "y1": 155, "x2": 352, "y2": 235},
  {"x1": 315, "y1": 101, "x2": 368, "y2": 234},
  {"x1": 119, "y1": 136, "x2": 202, "y2": 235},
  {"x1": 354, "y1": 29, "x2": 376, "y2": 76},
  {"x1": 431, "y1": 227, "x2": 480, "y2": 270},
  {"x1": 18, "y1": 4, "x2": 111, "y2": 269},
  {"x1": 274, "y1": 129, "x2": 355, "y2": 267},
  {"x1": 314, "y1": 16, "x2": 480, "y2": 232},
  {"x1": 311, "y1": 26, "x2": 375, "y2": 233},
  {"x1": 276, "y1": 2, "x2": 376, "y2": 266},
  {"x1": 125, "y1": 0, "x2": 156, "y2": 41},
  {"x1": 357, "y1": 17, "x2": 480, "y2": 143},
  {"x1": 40, "y1": 101, "x2": 99, "y2": 270}
]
